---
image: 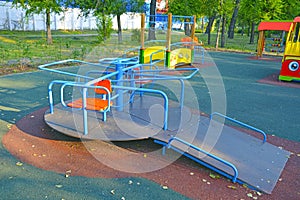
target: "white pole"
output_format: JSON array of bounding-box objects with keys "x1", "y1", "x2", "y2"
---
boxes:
[
  {"x1": 33, "y1": 14, "x2": 36, "y2": 31},
  {"x1": 7, "y1": 8, "x2": 12, "y2": 30}
]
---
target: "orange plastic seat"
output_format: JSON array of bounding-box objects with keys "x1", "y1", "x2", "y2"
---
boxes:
[
  {"x1": 67, "y1": 79, "x2": 112, "y2": 115},
  {"x1": 94, "y1": 79, "x2": 112, "y2": 94},
  {"x1": 67, "y1": 98, "x2": 112, "y2": 111}
]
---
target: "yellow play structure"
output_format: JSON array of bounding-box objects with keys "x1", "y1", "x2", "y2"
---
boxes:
[
  {"x1": 279, "y1": 16, "x2": 300, "y2": 81},
  {"x1": 139, "y1": 13, "x2": 201, "y2": 69}
]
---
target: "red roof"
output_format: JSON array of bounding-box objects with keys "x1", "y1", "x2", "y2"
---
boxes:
[
  {"x1": 258, "y1": 21, "x2": 292, "y2": 31},
  {"x1": 294, "y1": 16, "x2": 300, "y2": 22}
]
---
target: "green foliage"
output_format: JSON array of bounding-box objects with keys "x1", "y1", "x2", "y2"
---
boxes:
[
  {"x1": 95, "y1": 14, "x2": 113, "y2": 43},
  {"x1": 10, "y1": 0, "x2": 63, "y2": 16},
  {"x1": 168, "y1": 0, "x2": 204, "y2": 17}
]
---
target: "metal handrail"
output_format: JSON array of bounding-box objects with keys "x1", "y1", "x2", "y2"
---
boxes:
[
  {"x1": 210, "y1": 112, "x2": 267, "y2": 143},
  {"x1": 167, "y1": 136, "x2": 239, "y2": 183},
  {"x1": 113, "y1": 85, "x2": 169, "y2": 130}
]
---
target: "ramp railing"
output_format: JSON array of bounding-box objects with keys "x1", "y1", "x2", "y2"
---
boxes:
[
  {"x1": 166, "y1": 136, "x2": 239, "y2": 183},
  {"x1": 210, "y1": 112, "x2": 267, "y2": 143}
]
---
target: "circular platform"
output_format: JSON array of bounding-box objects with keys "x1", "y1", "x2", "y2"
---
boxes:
[{"x1": 44, "y1": 95, "x2": 193, "y2": 141}]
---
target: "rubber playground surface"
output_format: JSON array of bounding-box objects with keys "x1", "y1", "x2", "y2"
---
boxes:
[{"x1": 1, "y1": 51, "x2": 300, "y2": 199}]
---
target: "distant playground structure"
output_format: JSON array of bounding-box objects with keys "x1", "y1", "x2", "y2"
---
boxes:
[
  {"x1": 38, "y1": 13, "x2": 290, "y2": 194},
  {"x1": 138, "y1": 13, "x2": 203, "y2": 69},
  {"x1": 256, "y1": 20, "x2": 292, "y2": 57},
  {"x1": 257, "y1": 17, "x2": 300, "y2": 82},
  {"x1": 279, "y1": 16, "x2": 300, "y2": 82}
]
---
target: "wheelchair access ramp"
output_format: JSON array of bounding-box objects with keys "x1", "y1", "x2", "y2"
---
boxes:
[{"x1": 152, "y1": 113, "x2": 290, "y2": 194}]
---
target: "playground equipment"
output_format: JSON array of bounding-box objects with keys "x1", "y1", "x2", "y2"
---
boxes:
[
  {"x1": 38, "y1": 14, "x2": 290, "y2": 195},
  {"x1": 139, "y1": 13, "x2": 203, "y2": 69},
  {"x1": 279, "y1": 16, "x2": 300, "y2": 81},
  {"x1": 257, "y1": 21, "x2": 292, "y2": 57}
]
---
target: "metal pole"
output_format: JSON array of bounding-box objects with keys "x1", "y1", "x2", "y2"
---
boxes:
[
  {"x1": 116, "y1": 62, "x2": 124, "y2": 111},
  {"x1": 140, "y1": 13, "x2": 145, "y2": 64},
  {"x1": 165, "y1": 13, "x2": 172, "y2": 68}
]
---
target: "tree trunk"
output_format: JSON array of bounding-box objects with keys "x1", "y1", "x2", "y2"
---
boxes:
[
  {"x1": 201, "y1": 17, "x2": 204, "y2": 33},
  {"x1": 184, "y1": 18, "x2": 191, "y2": 36},
  {"x1": 46, "y1": 10, "x2": 52, "y2": 45},
  {"x1": 241, "y1": 25, "x2": 244, "y2": 36},
  {"x1": 221, "y1": 14, "x2": 226, "y2": 48},
  {"x1": 205, "y1": 15, "x2": 216, "y2": 34},
  {"x1": 215, "y1": 16, "x2": 222, "y2": 49},
  {"x1": 206, "y1": 15, "x2": 216, "y2": 45},
  {"x1": 247, "y1": 21, "x2": 250, "y2": 37},
  {"x1": 148, "y1": 0, "x2": 156, "y2": 40},
  {"x1": 228, "y1": 0, "x2": 240, "y2": 39},
  {"x1": 117, "y1": 14, "x2": 122, "y2": 43},
  {"x1": 249, "y1": 21, "x2": 255, "y2": 44}
]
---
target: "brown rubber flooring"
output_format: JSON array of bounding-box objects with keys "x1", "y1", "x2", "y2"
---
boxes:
[{"x1": 3, "y1": 107, "x2": 300, "y2": 200}]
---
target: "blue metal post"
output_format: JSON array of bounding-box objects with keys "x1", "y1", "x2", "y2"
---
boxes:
[
  {"x1": 82, "y1": 88, "x2": 88, "y2": 135},
  {"x1": 116, "y1": 62, "x2": 124, "y2": 111}
]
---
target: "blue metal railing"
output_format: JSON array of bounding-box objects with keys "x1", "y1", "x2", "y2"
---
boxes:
[
  {"x1": 38, "y1": 59, "x2": 107, "y2": 80},
  {"x1": 41, "y1": 57, "x2": 200, "y2": 135},
  {"x1": 210, "y1": 112, "x2": 267, "y2": 143},
  {"x1": 167, "y1": 136, "x2": 239, "y2": 183}
]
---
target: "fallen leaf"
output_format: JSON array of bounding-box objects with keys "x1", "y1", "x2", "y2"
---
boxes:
[
  {"x1": 162, "y1": 185, "x2": 168, "y2": 190},
  {"x1": 55, "y1": 185, "x2": 63, "y2": 188},
  {"x1": 202, "y1": 179, "x2": 207, "y2": 183},
  {"x1": 16, "y1": 162, "x2": 23, "y2": 166},
  {"x1": 190, "y1": 172, "x2": 194, "y2": 176},
  {"x1": 209, "y1": 173, "x2": 220, "y2": 179},
  {"x1": 7, "y1": 124, "x2": 12, "y2": 129},
  {"x1": 247, "y1": 193, "x2": 253, "y2": 198},
  {"x1": 128, "y1": 180, "x2": 133, "y2": 185},
  {"x1": 256, "y1": 192, "x2": 262, "y2": 196},
  {"x1": 227, "y1": 185, "x2": 237, "y2": 190},
  {"x1": 110, "y1": 189, "x2": 115, "y2": 195}
]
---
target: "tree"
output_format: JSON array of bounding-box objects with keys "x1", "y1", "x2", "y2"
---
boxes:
[
  {"x1": 228, "y1": 0, "x2": 241, "y2": 39},
  {"x1": 280, "y1": 0, "x2": 300, "y2": 19},
  {"x1": 239, "y1": 0, "x2": 284, "y2": 44},
  {"x1": 202, "y1": 0, "x2": 219, "y2": 45},
  {"x1": 70, "y1": 0, "x2": 145, "y2": 43},
  {"x1": 10, "y1": 0, "x2": 64, "y2": 45},
  {"x1": 215, "y1": 0, "x2": 234, "y2": 48},
  {"x1": 148, "y1": 0, "x2": 156, "y2": 40},
  {"x1": 168, "y1": 0, "x2": 204, "y2": 36},
  {"x1": 110, "y1": 0, "x2": 145, "y2": 42}
]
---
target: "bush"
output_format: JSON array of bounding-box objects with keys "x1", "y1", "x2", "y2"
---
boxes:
[{"x1": 96, "y1": 14, "x2": 113, "y2": 43}]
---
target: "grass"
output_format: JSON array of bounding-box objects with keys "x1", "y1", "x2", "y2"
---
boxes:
[{"x1": 0, "y1": 29, "x2": 269, "y2": 75}]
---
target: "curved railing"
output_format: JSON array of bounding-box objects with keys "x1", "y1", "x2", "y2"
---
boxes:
[
  {"x1": 167, "y1": 136, "x2": 239, "y2": 183},
  {"x1": 210, "y1": 112, "x2": 267, "y2": 143}
]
